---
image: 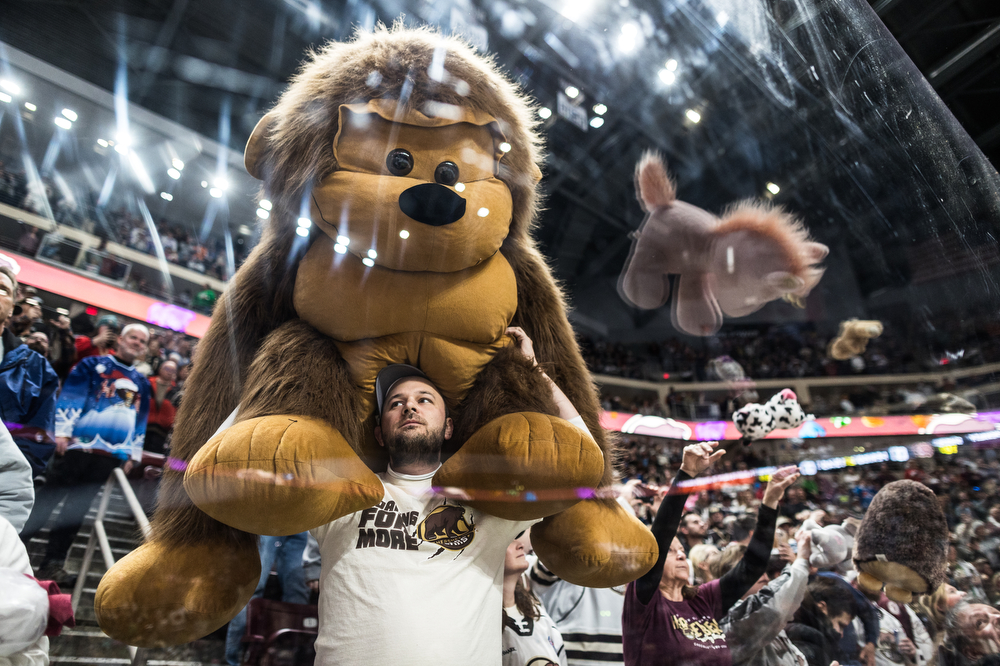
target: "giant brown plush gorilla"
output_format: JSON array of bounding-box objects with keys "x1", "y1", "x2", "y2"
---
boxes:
[{"x1": 94, "y1": 25, "x2": 656, "y2": 647}]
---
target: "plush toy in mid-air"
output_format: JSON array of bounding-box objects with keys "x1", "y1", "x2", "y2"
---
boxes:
[
  {"x1": 618, "y1": 153, "x2": 829, "y2": 336},
  {"x1": 828, "y1": 319, "x2": 883, "y2": 360},
  {"x1": 733, "y1": 389, "x2": 806, "y2": 443},
  {"x1": 800, "y1": 517, "x2": 858, "y2": 569},
  {"x1": 94, "y1": 26, "x2": 655, "y2": 647},
  {"x1": 854, "y1": 480, "x2": 948, "y2": 603}
]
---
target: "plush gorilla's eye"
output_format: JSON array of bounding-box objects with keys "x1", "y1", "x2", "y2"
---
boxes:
[
  {"x1": 434, "y1": 161, "x2": 460, "y2": 186},
  {"x1": 386, "y1": 149, "x2": 414, "y2": 176}
]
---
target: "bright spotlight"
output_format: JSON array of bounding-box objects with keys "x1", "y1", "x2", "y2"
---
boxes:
[
  {"x1": 766, "y1": 182, "x2": 781, "y2": 195},
  {"x1": 259, "y1": 199, "x2": 272, "y2": 211},
  {"x1": 336, "y1": 235, "x2": 350, "y2": 246},
  {"x1": 256, "y1": 208, "x2": 270, "y2": 219},
  {"x1": 167, "y1": 168, "x2": 181, "y2": 179},
  {"x1": 200, "y1": 180, "x2": 208, "y2": 188},
  {"x1": 399, "y1": 230, "x2": 410, "y2": 239},
  {"x1": 114, "y1": 144, "x2": 128, "y2": 155},
  {"x1": 24, "y1": 102, "x2": 36, "y2": 112},
  {"x1": 160, "y1": 192, "x2": 173, "y2": 201},
  {"x1": 685, "y1": 109, "x2": 702, "y2": 123},
  {"x1": 0, "y1": 79, "x2": 21, "y2": 95},
  {"x1": 666, "y1": 59, "x2": 678, "y2": 71},
  {"x1": 97, "y1": 138, "x2": 109, "y2": 147},
  {"x1": 538, "y1": 107, "x2": 552, "y2": 119},
  {"x1": 716, "y1": 11, "x2": 729, "y2": 27},
  {"x1": 333, "y1": 243, "x2": 347, "y2": 254},
  {"x1": 589, "y1": 117, "x2": 605, "y2": 128},
  {"x1": 367, "y1": 249, "x2": 378, "y2": 259},
  {"x1": 0, "y1": 93, "x2": 10, "y2": 104},
  {"x1": 213, "y1": 177, "x2": 229, "y2": 190},
  {"x1": 362, "y1": 257, "x2": 375, "y2": 268},
  {"x1": 658, "y1": 69, "x2": 676, "y2": 84},
  {"x1": 296, "y1": 227, "x2": 310, "y2": 238},
  {"x1": 298, "y1": 218, "x2": 313, "y2": 229},
  {"x1": 455, "y1": 183, "x2": 466, "y2": 192},
  {"x1": 499, "y1": 142, "x2": 512, "y2": 153},
  {"x1": 61, "y1": 109, "x2": 78, "y2": 122},
  {"x1": 477, "y1": 208, "x2": 490, "y2": 217},
  {"x1": 593, "y1": 104, "x2": 607, "y2": 116},
  {"x1": 209, "y1": 187, "x2": 223, "y2": 198},
  {"x1": 564, "y1": 86, "x2": 579, "y2": 99},
  {"x1": 171, "y1": 158, "x2": 185, "y2": 171},
  {"x1": 54, "y1": 117, "x2": 72, "y2": 130}
]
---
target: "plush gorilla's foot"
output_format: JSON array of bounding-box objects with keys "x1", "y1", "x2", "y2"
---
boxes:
[
  {"x1": 95, "y1": 538, "x2": 260, "y2": 647},
  {"x1": 532, "y1": 499, "x2": 659, "y2": 588},
  {"x1": 433, "y1": 411, "x2": 603, "y2": 520},
  {"x1": 184, "y1": 414, "x2": 383, "y2": 535}
]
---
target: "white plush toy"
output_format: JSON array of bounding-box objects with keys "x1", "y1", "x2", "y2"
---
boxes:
[
  {"x1": 733, "y1": 388, "x2": 806, "y2": 444},
  {"x1": 801, "y1": 517, "x2": 859, "y2": 569}
]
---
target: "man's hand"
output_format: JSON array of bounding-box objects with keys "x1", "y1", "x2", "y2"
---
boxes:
[
  {"x1": 122, "y1": 460, "x2": 134, "y2": 474},
  {"x1": 506, "y1": 326, "x2": 536, "y2": 366},
  {"x1": 679, "y1": 441, "x2": 725, "y2": 478},
  {"x1": 860, "y1": 642, "x2": 876, "y2": 666},
  {"x1": 795, "y1": 532, "x2": 813, "y2": 563},
  {"x1": 49, "y1": 315, "x2": 71, "y2": 330},
  {"x1": 897, "y1": 635, "x2": 917, "y2": 658},
  {"x1": 94, "y1": 326, "x2": 117, "y2": 349},
  {"x1": 55, "y1": 436, "x2": 71, "y2": 455},
  {"x1": 762, "y1": 466, "x2": 801, "y2": 509},
  {"x1": 777, "y1": 542, "x2": 796, "y2": 564}
]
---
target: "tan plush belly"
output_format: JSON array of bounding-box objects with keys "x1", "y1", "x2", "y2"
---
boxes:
[
  {"x1": 335, "y1": 333, "x2": 509, "y2": 410},
  {"x1": 294, "y1": 234, "x2": 516, "y2": 344}
]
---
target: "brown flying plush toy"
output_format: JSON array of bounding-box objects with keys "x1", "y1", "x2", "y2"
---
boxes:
[
  {"x1": 619, "y1": 153, "x2": 828, "y2": 336},
  {"x1": 828, "y1": 319, "x2": 883, "y2": 360},
  {"x1": 853, "y1": 480, "x2": 948, "y2": 603},
  {"x1": 93, "y1": 25, "x2": 655, "y2": 647}
]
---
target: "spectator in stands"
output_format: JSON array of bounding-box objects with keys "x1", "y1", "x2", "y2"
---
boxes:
[
  {"x1": 191, "y1": 283, "x2": 218, "y2": 315},
  {"x1": 0, "y1": 421, "x2": 34, "y2": 532},
  {"x1": 23, "y1": 330, "x2": 47, "y2": 357},
  {"x1": 224, "y1": 532, "x2": 311, "y2": 666},
  {"x1": 786, "y1": 577, "x2": 859, "y2": 666},
  {"x1": 915, "y1": 584, "x2": 967, "y2": 663},
  {"x1": 502, "y1": 530, "x2": 567, "y2": 666},
  {"x1": 74, "y1": 314, "x2": 119, "y2": 362},
  {"x1": 689, "y1": 544, "x2": 721, "y2": 585},
  {"x1": 718, "y1": 533, "x2": 812, "y2": 666},
  {"x1": 0, "y1": 513, "x2": 52, "y2": 663},
  {"x1": 680, "y1": 511, "x2": 716, "y2": 554},
  {"x1": 0, "y1": 266, "x2": 59, "y2": 481},
  {"x1": 731, "y1": 515, "x2": 759, "y2": 547},
  {"x1": 622, "y1": 438, "x2": 799, "y2": 666},
  {"x1": 942, "y1": 602, "x2": 1000, "y2": 666},
  {"x1": 15, "y1": 226, "x2": 40, "y2": 257},
  {"x1": 42, "y1": 310, "x2": 77, "y2": 381},
  {"x1": 144, "y1": 360, "x2": 178, "y2": 454},
  {"x1": 9, "y1": 296, "x2": 42, "y2": 337},
  {"x1": 18, "y1": 324, "x2": 150, "y2": 585}
]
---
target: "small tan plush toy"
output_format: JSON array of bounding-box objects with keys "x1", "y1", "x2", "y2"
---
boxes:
[
  {"x1": 853, "y1": 480, "x2": 948, "y2": 603},
  {"x1": 828, "y1": 319, "x2": 883, "y2": 360}
]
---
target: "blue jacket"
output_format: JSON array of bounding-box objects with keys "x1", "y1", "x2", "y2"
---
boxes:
[{"x1": 0, "y1": 328, "x2": 59, "y2": 475}]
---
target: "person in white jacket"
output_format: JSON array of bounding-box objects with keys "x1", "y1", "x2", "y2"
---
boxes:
[
  {"x1": 0, "y1": 420, "x2": 33, "y2": 532},
  {"x1": 0, "y1": 513, "x2": 49, "y2": 665}
]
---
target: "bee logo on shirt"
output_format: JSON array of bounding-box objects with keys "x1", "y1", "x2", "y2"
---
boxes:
[{"x1": 416, "y1": 503, "x2": 476, "y2": 559}]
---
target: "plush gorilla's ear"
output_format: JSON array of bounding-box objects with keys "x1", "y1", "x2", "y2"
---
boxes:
[{"x1": 245, "y1": 112, "x2": 278, "y2": 180}]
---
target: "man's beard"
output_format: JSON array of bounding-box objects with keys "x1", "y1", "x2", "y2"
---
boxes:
[{"x1": 384, "y1": 422, "x2": 447, "y2": 468}]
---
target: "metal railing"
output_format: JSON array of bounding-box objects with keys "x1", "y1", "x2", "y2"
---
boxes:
[{"x1": 71, "y1": 466, "x2": 152, "y2": 665}]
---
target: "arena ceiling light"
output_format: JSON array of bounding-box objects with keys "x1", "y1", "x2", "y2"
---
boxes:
[
  {"x1": 160, "y1": 192, "x2": 173, "y2": 201},
  {"x1": 766, "y1": 182, "x2": 781, "y2": 195},
  {"x1": 54, "y1": 116, "x2": 72, "y2": 130},
  {"x1": 685, "y1": 109, "x2": 702, "y2": 123},
  {"x1": 259, "y1": 199, "x2": 272, "y2": 211},
  {"x1": 665, "y1": 59, "x2": 678, "y2": 72},
  {"x1": 61, "y1": 108, "x2": 78, "y2": 122},
  {"x1": 209, "y1": 187, "x2": 223, "y2": 198},
  {"x1": 658, "y1": 69, "x2": 676, "y2": 84},
  {"x1": 538, "y1": 107, "x2": 552, "y2": 119},
  {"x1": 97, "y1": 138, "x2": 109, "y2": 147},
  {"x1": 171, "y1": 158, "x2": 184, "y2": 171},
  {"x1": 592, "y1": 103, "x2": 607, "y2": 116},
  {"x1": 617, "y1": 23, "x2": 639, "y2": 53},
  {"x1": 213, "y1": 176, "x2": 229, "y2": 191},
  {"x1": 167, "y1": 168, "x2": 181, "y2": 179},
  {"x1": 590, "y1": 117, "x2": 605, "y2": 128},
  {"x1": 0, "y1": 79, "x2": 21, "y2": 95},
  {"x1": 24, "y1": 102, "x2": 36, "y2": 112},
  {"x1": 256, "y1": 208, "x2": 269, "y2": 219},
  {"x1": 0, "y1": 93, "x2": 10, "y2": 104},
  {"x1": 564, "y1": 86, "x2": 580, "y2": 99},
  {"x1": 499, "y1": 142, "x2": 511, "y2": 153}
]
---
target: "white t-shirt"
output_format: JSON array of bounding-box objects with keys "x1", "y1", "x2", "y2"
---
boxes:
[
  {"x1": 312, "y1": 465, "x2": 534, "y2": 665},
  {"x1": 503, "y1": 603, "x2": 568, "y2": 666}
]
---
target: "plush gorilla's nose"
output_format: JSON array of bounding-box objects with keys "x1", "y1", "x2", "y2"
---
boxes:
[{"x1": 398, "y1": 183, "x2": 467, "y2": 226}]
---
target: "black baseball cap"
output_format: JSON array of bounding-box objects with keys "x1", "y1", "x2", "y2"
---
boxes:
[{"x1": 375, "y1": 364, "x2": 431, "y2": 416}]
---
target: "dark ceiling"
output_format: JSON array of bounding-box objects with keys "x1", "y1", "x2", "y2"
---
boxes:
[{"x1": 2, "y1": 0, "x2": 998, "y2": 341}]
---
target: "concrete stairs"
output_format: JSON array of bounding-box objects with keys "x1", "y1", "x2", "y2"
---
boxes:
[{"x1": 23, "y1": 485, "x2": 226, "y2": 665}]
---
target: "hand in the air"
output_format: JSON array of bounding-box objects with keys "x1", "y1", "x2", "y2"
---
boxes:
[
  {"x1": 795, "y1": 532, "x2": 813, "y2": 563},
  {"x1": 762, "y1": 466, "x2": 801, "y2": 509},
  {"x1": 679, "y1": 441, "x2": 725, "y2": 478}
]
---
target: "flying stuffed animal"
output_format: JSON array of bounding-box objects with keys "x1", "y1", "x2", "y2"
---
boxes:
[
  {"x1": 800, "y1": 517, "x2": 858, "y2": 570},
  {"x1": 828, "y1": 319, "x2": 883, "y2": 360},
  {"x1": 94, "y1": 26, "x2": 655, "y2": 647},
  {"x1": 733, "y1": 389, "x2": 806, "y2": 444},
  {"x1": 618, "y1": 153, "x2": 829, "y2": 336},
  {"x1": 854, "y1": 480, "x2": 948, "y2": 603}
]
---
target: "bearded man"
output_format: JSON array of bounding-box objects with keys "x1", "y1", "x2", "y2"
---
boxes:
[{"x1": 308, "y1": 327, "x2": 591, "y2": 664}]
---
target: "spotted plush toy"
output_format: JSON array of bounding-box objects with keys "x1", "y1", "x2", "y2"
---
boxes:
[{"x1": 733, "y1": 389, "x2": 806, "y2": 444}]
